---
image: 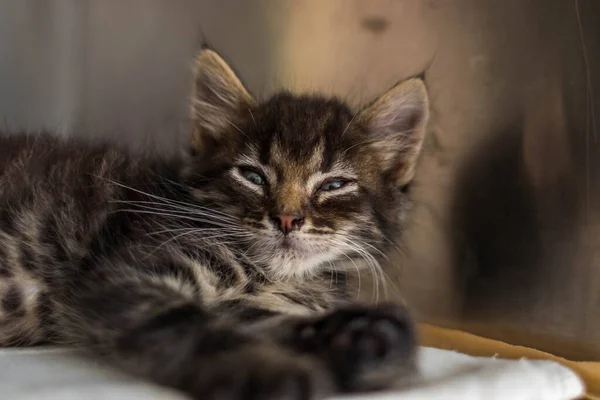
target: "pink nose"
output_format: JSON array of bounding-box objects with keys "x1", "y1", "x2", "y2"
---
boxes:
[{"x1": 271, "y1": 214, "x2": 305, "y2": 234}]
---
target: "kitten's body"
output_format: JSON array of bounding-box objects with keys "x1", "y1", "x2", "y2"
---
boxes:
[
  {"x1": 0, "y1": 50, "x2": 429, "y2": 399},
  {"x1": 0, "y1": 133, "x2": 344, "y2": 346}
]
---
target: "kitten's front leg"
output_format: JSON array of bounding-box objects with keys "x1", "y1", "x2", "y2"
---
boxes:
[
  {"x1": 292, "y1": 303, "x2": 418, "y2": 392},
  {"x1": 234, "y1": 302, "x2": 418, "y2": 392},
  {"x1": 115, "y1": 304, "x2": 333, "y2": 399},
  {"x1": 57, "y1": 268, "x2": 333, "y2": 399}
]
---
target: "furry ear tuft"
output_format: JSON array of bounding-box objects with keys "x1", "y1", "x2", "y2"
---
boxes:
[
  {"x1": 357, "y1": 78, "x2": 429, "y2": 187},
  {"x1": 191, "y1": 50, "x2": 255, "y2": 151}
]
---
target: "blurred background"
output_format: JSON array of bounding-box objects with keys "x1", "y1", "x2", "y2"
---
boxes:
[{"x1": 0, "y1": 0, "x2": 598, "y2": 360}]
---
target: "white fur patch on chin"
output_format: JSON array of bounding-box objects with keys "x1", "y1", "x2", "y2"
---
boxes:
[
  {"x1": 266, "y1": 252, "x2": 332, "y2": 281},
  {"x1": 249, "y1": 230, "x2": 346, "y2": 280}
]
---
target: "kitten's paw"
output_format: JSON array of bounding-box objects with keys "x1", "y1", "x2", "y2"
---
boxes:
[
  {"x1": 188, "y1": 346, "x2": 333, "y2": 400},
  {"x1": 296, "y1": 303, "x2": 417, "y2": 391}
]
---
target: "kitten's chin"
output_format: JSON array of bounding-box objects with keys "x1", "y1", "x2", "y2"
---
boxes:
[
  {"x1": 264, "y1": 238, "x2": 335, "y2": 279},
  {"x1": 266, "y1": 252, "x2": 333, "y2": 280},
  {"x1": 247, "y1": 231, "x2": 338, "y2": 279}
]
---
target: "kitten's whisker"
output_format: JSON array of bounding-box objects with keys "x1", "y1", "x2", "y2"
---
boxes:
[
  {"x1": 337, "y1": 237, "x2": 386, "y2": 302},
  {"x1": 348, "y1": 235, "x2": 393, "y2": 299},
  {"x1": 331, "y1": 245, "x2": 362, "y2": 299},
  {"x1": 354, "y1": 250, "x2": 380, "y2": 303},
  {"x1": 112, "y1": 199, "x2": 240, "y2": 222},
  {"x1": 152, "y1": 229, "x2": 252, "y2": 255},
  {"x1": 341, "y1": 113, "x2": 357, "y2": 137},
  {"x1": 323, "y1": 251, "x2": 346, "y2": 289},
  {"x1": 98, "y1": 177, "x2": 239, "y2": 220},
  {"x1": 351, "y1": 237, "x2": 389, "y2": 261},
  {"x1": 110, "y1": 200, "x2": 242, "y2": 227},
  {"x1": 327, "y1": 260, "x2": 335, "y2": 288},
  {"x1": 224, "y1": 118, "x2": 249, "y2": 140},
  {"x1": 248, "y1": 108, "x2": 257, "y2": 127},
  {"x1": 242, "y1": 235, "x2": 267, "y2": 258},
  {"x1": 95, "y1": 176, "x2": 175, "y2": 202},
  {"x1": 118, "y1": 202, "x2": 241, "y2": 226},
  {"x1": 147, "y1": 227, "x2": 247, "y2": 237},
  {"x1": 111, "y1": 208, "x2": 240, "y2": 229},
  {"x1": 114, "y1": 202, "x2": 235, "y2": 223},
  {"x1": 151, "y1": 225, "x2": 252, "y2": 239},
  {"x1": 382, "y1": 235, "x2": 406, "y2": 258}
]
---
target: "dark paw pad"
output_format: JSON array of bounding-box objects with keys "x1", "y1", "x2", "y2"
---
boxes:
[{"x1": 297, "y1": 303, "x2": 417, "y2": 390}]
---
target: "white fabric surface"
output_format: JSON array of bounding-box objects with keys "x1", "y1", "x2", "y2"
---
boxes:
[{"x1": 0, "y1": 346, "x2": 584, "y2": 400}]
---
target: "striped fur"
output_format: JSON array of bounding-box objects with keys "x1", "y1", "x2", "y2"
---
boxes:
[{"x1": 0, "y1": 50, "x2": 428, "y2": 399}]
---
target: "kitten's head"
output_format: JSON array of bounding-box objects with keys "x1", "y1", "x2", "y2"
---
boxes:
[{"x1": 183, "y1": 50, "x2": 428, "y2": 280}]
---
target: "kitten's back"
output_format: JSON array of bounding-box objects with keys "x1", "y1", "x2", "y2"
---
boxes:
[{"x1": 0, "y1": 133, "x2": 158, "y2": 345}]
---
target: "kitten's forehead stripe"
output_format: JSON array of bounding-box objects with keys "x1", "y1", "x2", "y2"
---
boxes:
[
  {"x1": 254, "y1": 94, "x2": 355, "y2": 185},
  {"x1": 255, "y1": 94, "x2": 353, "y2": 165},
  {"x1": 237, "y1": 95, "x2": 370, "y2": 225}
]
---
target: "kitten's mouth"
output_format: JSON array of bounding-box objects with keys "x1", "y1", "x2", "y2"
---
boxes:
[
  {"x1": 276, "y1": 234, "x2": 308, "y2": 256},
  {"x1": 278, "y1": 235, "x2": 301, "y2": 251},
  {"x1": 280, "y1": 237, "x2": 292, "y2": 249}
]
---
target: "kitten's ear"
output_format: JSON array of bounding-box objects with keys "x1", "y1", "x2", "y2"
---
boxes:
[
  {"x1": 357, "y1": 78, "x2": 429, "y2": 187},
  {"x1": 191, "y1": 49, "x2": 255, "y2": 151}
]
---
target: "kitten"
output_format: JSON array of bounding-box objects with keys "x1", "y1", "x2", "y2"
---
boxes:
[{"x1": 0, "y1": 49, "x2": 429, "y2": 399}]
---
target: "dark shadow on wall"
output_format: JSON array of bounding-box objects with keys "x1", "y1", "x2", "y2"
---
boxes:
[
  {"x1": 451, "y1": 120, "x2": 543, "y2": 316},
  {"x1": 450, "y1": 107, "x2": 597, "y2": 359}
]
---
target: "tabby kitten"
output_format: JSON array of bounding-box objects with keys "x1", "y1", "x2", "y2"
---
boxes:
[{"x1": 0, "y1": 49, "x2": 429, "y2": 399}]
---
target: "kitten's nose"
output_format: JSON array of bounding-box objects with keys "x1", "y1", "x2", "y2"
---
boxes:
[{"x1": 270, "y1": 214, "x2": 305, "y2": 234}]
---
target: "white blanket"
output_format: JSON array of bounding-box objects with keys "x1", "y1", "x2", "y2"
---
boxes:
[{"x1": 0, "y1": 347, "x2": 584, "y2": 400}]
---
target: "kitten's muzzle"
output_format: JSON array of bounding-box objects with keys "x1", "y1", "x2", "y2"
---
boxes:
[{"x1": 270, "y1": 214, "x2": 305, "y2": 234}]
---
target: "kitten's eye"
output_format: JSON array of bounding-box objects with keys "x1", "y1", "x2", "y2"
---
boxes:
[
  {"x1": 240, "y1": 168, "x2": 266, "y2": 186},
  {"x1": 319, "y1": 180, "x2": 348, "y2": 191}
]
